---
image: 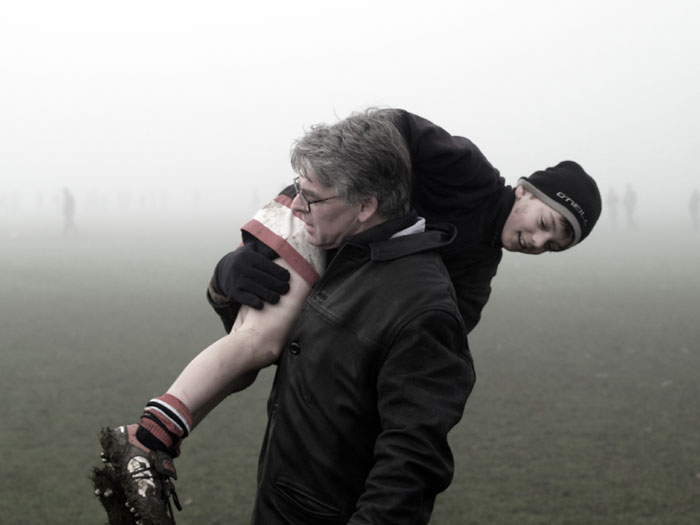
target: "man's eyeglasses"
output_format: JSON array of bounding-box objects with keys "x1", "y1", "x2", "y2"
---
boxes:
[{"x1": 293, "y1": 177, "x2": 339, "y2": 213}]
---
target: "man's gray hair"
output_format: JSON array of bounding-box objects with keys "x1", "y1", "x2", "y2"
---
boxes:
[{"x1": 290, "y1": 109, "x2": 411, "y2": 219}]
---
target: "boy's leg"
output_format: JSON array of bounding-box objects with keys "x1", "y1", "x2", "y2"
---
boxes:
[
  {"x1": 166, "y1": 258, "x2": 311, "y2": 427},
  {"x1": 95, "y1": 259, "x2": 310, "y2": 524}
]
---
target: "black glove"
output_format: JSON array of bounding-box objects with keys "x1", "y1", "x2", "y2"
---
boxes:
[{"x1": 212, "y1": 240, "x2": 290, "y2": 309}]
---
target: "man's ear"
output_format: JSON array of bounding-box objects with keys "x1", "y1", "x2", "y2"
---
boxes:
[{"x1": 357, "y1": 197, "x2": 379, "y2": 223}]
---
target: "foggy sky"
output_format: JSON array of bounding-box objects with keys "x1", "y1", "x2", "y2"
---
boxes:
[{"x1": 2, "y1": 0, "x2": 699, "y2": 228}]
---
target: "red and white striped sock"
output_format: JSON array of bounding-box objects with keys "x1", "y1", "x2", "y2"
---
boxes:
[{"x1": 135, "y1": 393, "x2": 193, "y2": 457}]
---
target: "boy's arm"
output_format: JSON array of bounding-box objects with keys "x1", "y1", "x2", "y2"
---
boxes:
[
  {"x1": 444, "y1": 249, "x2": 503, "y2": 334},
  {"x1": 379, "y1": 108, "x2": 502, "y2": 210},
  {"x1": 379, "y1": 108, "x2": 505, "y2": 333},
  {"x1": 451, "y1": 274, "x2": 493, "y2": 334}
]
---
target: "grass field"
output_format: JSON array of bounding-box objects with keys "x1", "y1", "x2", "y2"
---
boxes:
[{"x1": 1, "y1": 223, "x2": 699, "y2": 524}]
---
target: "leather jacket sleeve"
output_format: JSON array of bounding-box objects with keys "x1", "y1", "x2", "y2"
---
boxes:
[
  {"x1": 348, "y1": 310, "x2": 475, "y2": 524},
  {"x1": 206, "y1": 277, "x2": 239, "y2": 334}
]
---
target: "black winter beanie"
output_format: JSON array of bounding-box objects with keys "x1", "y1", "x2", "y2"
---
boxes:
[{"x1": 517, "y1": 161, "x2": 601, "y2": 246}]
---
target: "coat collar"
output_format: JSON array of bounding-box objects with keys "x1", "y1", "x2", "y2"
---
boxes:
[{"x1": 337, "y1": 210, "x2": 457, "y2": 262}]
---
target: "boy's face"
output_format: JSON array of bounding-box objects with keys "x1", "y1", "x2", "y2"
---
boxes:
[{"x1": 501, "y1": 185, "x2": 575, "y2": 254}]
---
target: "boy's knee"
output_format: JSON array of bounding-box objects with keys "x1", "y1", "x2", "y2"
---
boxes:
[
  {"x1": 259, "y1": 339, "x2": 284, "y2": 368},
  {"x1": 234, "y1": 328, "x2": 284, "y2": 369}
]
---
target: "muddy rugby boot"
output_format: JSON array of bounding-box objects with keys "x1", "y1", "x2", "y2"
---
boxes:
[
  {"x1": 99, "y1": 425, "x2": 181, "y2": 525},
  {"x1": 91, "y1": 462, "x2": 137, "y2": 525}
]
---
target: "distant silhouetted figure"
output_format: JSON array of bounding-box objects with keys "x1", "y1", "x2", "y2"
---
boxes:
[
  {"x1": 606, "y1": 188, "x2": 619, "y2": 230},
  {"x1": 690, "y1": 189, "x2": 700, "y2": 232},
  {"x1": 623, "y1": 184, "x2": 637, "y2": 230},
  {"x1": 62, "y1": 187, "x2": 77, "y2": 235}
]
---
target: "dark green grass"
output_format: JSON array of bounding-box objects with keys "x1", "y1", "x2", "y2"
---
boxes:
[{"x1": 1, "y1": 226, "x2": 698, "y2": 524}]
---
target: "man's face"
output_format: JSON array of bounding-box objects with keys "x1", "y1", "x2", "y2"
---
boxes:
[
  {"x1": 291, "y1": 171, "x2": 367, "y2": 250},
  {"x1": 501, "y1": 185, "x2": 574, "y2": 254}
]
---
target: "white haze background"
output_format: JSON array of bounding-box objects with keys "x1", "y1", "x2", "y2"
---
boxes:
[{"x1": 1, "y1": 0, "x2": 699, "y2": 235}]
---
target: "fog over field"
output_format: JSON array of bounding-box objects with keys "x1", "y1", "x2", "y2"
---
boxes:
[
  {"x1": 2, "y1": 227, "x2": 699, "y2": 524},
  {"x1": 2, "y1": 1, "x2": 700, "y2": 523},
  {"x1": 2, "y1": 0, "x2": 700, "y2": 237}
]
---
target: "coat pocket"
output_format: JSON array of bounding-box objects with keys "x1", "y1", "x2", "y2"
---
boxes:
[{"x1": 274, "y1": 478, "x2": 343, "y2": 524}]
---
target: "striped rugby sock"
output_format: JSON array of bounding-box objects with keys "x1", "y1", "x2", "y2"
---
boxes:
[{"x1": 136, "y1": 393, "x2": 193, "y2": 457}]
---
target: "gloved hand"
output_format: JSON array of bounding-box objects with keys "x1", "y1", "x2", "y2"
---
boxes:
[{"x1": 212, "y1": 240, "x2": 290, "y2": 309}]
